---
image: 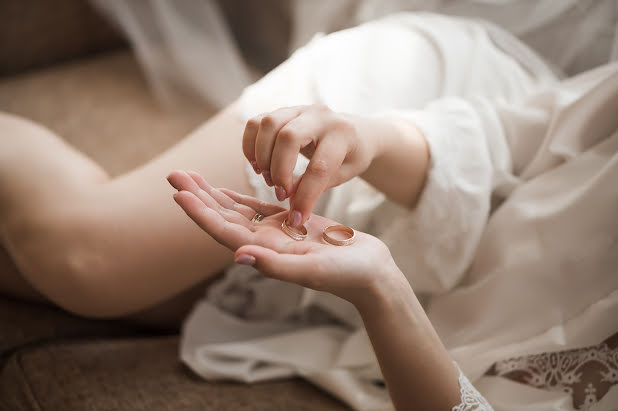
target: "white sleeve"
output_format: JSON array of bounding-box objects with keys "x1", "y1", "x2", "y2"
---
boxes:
[
  {"x1": 378, "y1": 65, "x2": 614, "y2": 295},
  {"x1": 376, "y1": 96, "x2": 513, "y2": 294}
]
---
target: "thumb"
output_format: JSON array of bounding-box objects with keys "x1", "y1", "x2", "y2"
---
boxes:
[{"x1": 234, "y1": 245, "x2": 317, "y2": 288}]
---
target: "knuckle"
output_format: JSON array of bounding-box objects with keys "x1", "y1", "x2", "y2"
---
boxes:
[
  {"x1": 307, "y1": 159, "x2": 330, "y2": 178},
  {"x1": 230, "y1": 201, "x2": 242, "y2": 211},
  {"x1": 245, "y1": 118, "x2": 260, "y2": 131},
  {"x1": 260, "y1": 115, "x2": 276, "y2": 129},
  {"x1": 332, "y1": 116, "x2": 355, "y2": 135},
  {"x1": 277, "y1": 127, "x2": 296, "y2": 143}
]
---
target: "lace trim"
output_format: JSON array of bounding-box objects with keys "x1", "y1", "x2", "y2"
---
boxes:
[
  {"x1": 453, "y1": 365, "x2": 494, "y2": 411},
  {"x1": 492, "y1": 343, "x2": 618, "y2": 410}
]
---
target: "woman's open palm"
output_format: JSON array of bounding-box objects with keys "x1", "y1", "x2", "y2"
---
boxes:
[{"x1": 167, "y1": 170, "x2": 393, "y2": 303}]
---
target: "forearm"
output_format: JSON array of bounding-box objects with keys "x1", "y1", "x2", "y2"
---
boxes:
[
  {"x1": 355, "y1": 264, "x2": 461, "y2": 410},
  {"x1": 358, "y1": 115, "x2": 430, "y2": 208}
]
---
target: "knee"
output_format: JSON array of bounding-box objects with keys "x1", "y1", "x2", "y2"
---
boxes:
[{"x1": 3, "y1": 206, "x2": 126, "y2": 318}]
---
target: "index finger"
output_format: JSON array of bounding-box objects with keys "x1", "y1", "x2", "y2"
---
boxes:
[{"x1": 289, "y1": 139, "x2": 346, "y2": 226}]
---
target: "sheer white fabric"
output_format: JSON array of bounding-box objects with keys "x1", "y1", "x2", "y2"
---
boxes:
[
  {"x1": 91, "y1": 0, "x2": 252, "y2": 108},
  {"x1": 291, "y1": 0, "x2": 618, "y2": 76},
  {"x1": 92, "y1": 0, "x2": 617, "y2": 108}
]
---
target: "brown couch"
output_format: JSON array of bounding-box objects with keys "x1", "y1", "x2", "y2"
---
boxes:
[{"x1": 0, "y1": 2, "x2": 348, "y2": 409}]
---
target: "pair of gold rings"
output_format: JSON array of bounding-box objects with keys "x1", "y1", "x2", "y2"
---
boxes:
[
  {"x1": 280, "y1": 218, "x2": 355, "y2": 246},
  {"x1": 251, "y1": 212, "x2": 356, "y2": 246}
]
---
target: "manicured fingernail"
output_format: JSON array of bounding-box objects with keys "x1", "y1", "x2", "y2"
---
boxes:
[
  {"x1": 250, "y1": 160, "x2": 261, "y2": 174},
  {"x1": 263, "y1": 170, "x2": 274, "y2": 186},
  {"x1": 235, "y1": 254, "x2": 256, "y2": 266},
  {"x1": 275, "y1": 185, "x2": 287, "y2": 201},
  {"x1": 289, "y1": 210, "x2": 301, "y2": 227}
]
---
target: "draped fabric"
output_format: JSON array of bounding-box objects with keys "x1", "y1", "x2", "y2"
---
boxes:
[
  {"x1": 180, "y1": 13, "x2": 618, "y2": 410},
  {"x1": 290, "y1": 0, "x2": 618, "y2": 76}
]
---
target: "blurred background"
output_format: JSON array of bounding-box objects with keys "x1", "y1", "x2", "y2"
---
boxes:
[
  {"x1": 2, "y1": 1, "x2": 614, "y2": 157},
  {"x1": 0, "y1": 0, "x2": 292, "y2": 176},
  {"x1": 0, "y1": 2, "x2": 616, "y2": 410}
]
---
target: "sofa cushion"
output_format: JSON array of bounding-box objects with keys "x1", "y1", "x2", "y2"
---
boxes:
[
  {"x1": 0, "y1": 336, "x2": 348, "y2": 411},
  {"x1": 0, "y1": 295, "x2": 145, "y2": 363}
]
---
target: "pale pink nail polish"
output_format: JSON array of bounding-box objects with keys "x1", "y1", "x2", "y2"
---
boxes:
[
  {"x1": 289, "y1": 210, "x2": 302, "y2": 227},
  {"x1": 263, "y1": 170, "x2": 274, "y2": 186},
  {"x1": 275, "y1": 185, "x2": 287, "y2": 201},
  {"x1": 235, "y1": 254, "x2": 256, "y2": 266}
]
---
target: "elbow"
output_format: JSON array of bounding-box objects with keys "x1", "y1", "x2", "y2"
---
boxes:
[
  {"x1": 4, "y1": 208, "x2": 139, "y2": 319},
  {"x1": 54, "y1": 249, "x2": 137, "y2": 319},
  {"x1": 19, "y1": 240, "x2": 138, "y2": 319}
]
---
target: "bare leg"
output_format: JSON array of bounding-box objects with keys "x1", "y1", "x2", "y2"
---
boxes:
[{"x1": 0, "y1": 103, "x2": 253, "y2": 319}]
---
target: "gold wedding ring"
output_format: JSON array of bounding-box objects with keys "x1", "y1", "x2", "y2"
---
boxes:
[
  {"x1": 281, "y1": 219, "x2": 307, "y2": 241},
  {"x1": 251, "y1": 213, "x2": 265, "y2": 223},
  {"x1": 322, "y1": 224, "x2": 356, "y2": 246}
]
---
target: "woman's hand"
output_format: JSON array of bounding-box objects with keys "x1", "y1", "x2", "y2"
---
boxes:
[
  {"x1": 243, "y1": 105, "x2": 377, "y2": 227},
  {"x1": 242, "y1": 104, "x2": 430, "y2": 228},
  {"x1": 168, "y1": 170, "x2": 465, "y2": 410},
  {"x1": 167, "y1": 170, "x2": 397, "y2": 306}
]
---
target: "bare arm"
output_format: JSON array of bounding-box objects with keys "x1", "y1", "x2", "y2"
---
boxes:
[{"x1": 356, "y1": 260, "x2": 461, "y2": 411}]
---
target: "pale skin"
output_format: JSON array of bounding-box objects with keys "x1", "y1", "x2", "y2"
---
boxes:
[
  {"x1": 0, "y1": 103, "x2": 428, "y2": 328},
  {"x1": 1, "y1": 95, "x2": 458, "y2": 408},
  {"x1": 168, "y1": 170, "x2": 461, "y2": 410}
]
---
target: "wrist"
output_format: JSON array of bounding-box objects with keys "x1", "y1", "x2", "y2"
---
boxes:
[
  {"x1": 359, "y1": 114, "x2": 430, "y2": 207},
  {"x1": 352, "y1": 115, "x2": 400, "y2": 161},
  {"x1": 353, "y1": 259, "x2": 417, "y2": 319},
  {"x1": 354, "y1": 261, "x2": 440, "y2": 347}
]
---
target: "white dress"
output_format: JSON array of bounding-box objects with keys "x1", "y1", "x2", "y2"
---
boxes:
[
  {"x1": 291, "y1": 0, "x2": 618, "y2": 77},
  {"x1": 180, "y1": 13, "x2": 618, "y2": 411}
]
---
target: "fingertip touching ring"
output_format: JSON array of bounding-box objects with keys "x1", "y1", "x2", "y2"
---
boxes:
[{"x1": 281, "y1": 219, "x2": 307, "y2": 241}]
